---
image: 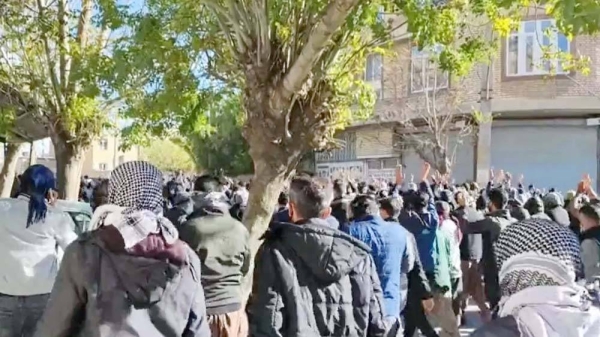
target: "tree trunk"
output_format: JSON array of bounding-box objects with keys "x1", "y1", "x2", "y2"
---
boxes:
[
  {"x1": 241, "y1": 132, "x2": 304, "y2": 298},
  {"x1": 53, "y1": 137, "x2": 85, "y2": 200},
  {"x1": 0, "y1": 143, "x2": 22, "y2": 197}
]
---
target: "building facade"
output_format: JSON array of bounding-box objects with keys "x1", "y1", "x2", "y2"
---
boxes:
[
  {"x1": 81, "y1": 134, "x2": 141, "y2": 178},
  {"x1": 4, "y1": 133, "x2": 140, "y2": 178},
  {"x1": 316, "y1": 12, "x2": 600, "y2": 192}
]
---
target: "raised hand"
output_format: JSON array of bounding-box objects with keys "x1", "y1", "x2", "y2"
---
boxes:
[{"x1": 421, "y1": 162, "x2": 431, "y2": 182}]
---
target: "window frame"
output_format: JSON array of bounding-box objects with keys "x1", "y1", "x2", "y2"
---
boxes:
[
  {"x1": 505, "y1": 19, "x2": 570, "y2": 78},
  {"x1": 99, "y1": 138, "x2": 108, "y2": 150},
  {"x1": 98, "y1": 163, "x2": 107, "y2": 171},
  {"x1": 365, "y1": 54, "x2": 383, "y2": 82},
  {"x1": 410, "y1": 46, "x2": 449, "y2": 93}
]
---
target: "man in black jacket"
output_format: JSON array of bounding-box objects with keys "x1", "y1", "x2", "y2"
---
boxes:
[
  {"x1": 248, "y1": 176, "x2": 387, "y2": 337},
  {"x1": 453, "y1": 190, "x2": 490, "y2": 324},
  {"x1": 464, "y1": 188, "x2": 516, "y2": 314}
]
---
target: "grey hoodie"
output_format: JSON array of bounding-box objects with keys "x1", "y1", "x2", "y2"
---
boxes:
[{"x1": 34, "y1": 231, "x2": 209, "y2": 337}]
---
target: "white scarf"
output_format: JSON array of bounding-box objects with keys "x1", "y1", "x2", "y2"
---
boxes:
[
  {"x1": 499, "y1": 285, "x2": 600, "y2": 337},
  {"x1": 90, "y1": 204, "x2": 178, "y2": 249}
]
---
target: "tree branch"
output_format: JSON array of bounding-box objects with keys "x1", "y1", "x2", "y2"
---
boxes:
[
  {"x1": 273, "y1": 0, "x2": 360, "y2": 115},
  {"x1": 35, "y1": 0, "x2": 64, "y2": 113},
  {"x1": 58, "y1": 0, "x2": 68, "y2": 91},
  {"x1": 65, "y1": 0, "x2": 93, "y2": 96},
  {"x1": 76, "y1": 0, "x2": 93, "y2": 48}
]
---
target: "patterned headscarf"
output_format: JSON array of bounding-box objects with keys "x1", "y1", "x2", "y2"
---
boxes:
[
  {"x1": 96, "y1": 161, "x2": 178, "y2": 248},
  {"x1": 494, "y1": 218, "x2": 583, "y2": 298}
]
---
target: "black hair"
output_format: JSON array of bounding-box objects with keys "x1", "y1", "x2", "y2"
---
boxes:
[
  {"x1": 351, "y1": 194, "x2": 379, "y2": 219},
  {"x1": 475, "y1": 194, "x2": 487, "y2": 211},
  {"x1": 332, "y1": 179, "x2": 346, "y2": 198},
  {"x1": 278, "y1": 191, "x2": 289, "y2": 205},
  {"x1": 488, "y1": 188, "x2": 508, "y2": 210},
  {"x1": 194, "y1": 175, "x2": 219, "y2": 193}
]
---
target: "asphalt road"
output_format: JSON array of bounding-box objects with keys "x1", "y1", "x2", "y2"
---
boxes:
[
  {"x1": 459, "y1": 305, "x2": 482, "y2": 336},
  {"x1": 413, "y1": 304, "x2": 483, "y2": 337}
]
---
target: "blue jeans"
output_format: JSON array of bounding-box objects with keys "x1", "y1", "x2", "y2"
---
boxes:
[{"x1": 0, "y1": 293, "x2": 49, "y2": 337}]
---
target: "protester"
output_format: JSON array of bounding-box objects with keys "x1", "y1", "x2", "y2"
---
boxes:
[
  {"x1": 436, "y1": 200, "x2": 463, "y2": 326},
  {"x1": 34, "y1": 161, "x2": 210, "y2": 337},
  {"x1": 471, "y1": 218, "x2": 600, "y2": 336},
  {"x1": 0, "y1": 165, "x2": 77, "y2": 337},
  {"x1": 463, "y1": 187, "x2": 515, "y2": 313},
  {"x1": 578, "y1": 202, "x2": 600, "y2": 282},
  {"x1": 453, "y1": 190, "x2": 490, "y2": 324},
  {"x1": 179, "y1": 175, "x2": 251, "y2": 337},
  {"x1": 91, "y1": 178, "x2": 109, "y2": 211},
  {"x1": 247, "y1": 175, "x2": 387, "y2": 337},
  {"x1": 343, "y1": 194, "x2": 409, "y2": 335},
  {"x1": 37, "y1": 160, "x2": 600, "y2": 336}
]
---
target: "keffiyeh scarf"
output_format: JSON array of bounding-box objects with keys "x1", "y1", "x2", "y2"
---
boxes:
[
  {"x1": 494, "y1": 218, "x2": 600, "y2": 337},
  {"x1": 91, "y1": 161, "x2": 178, "y2": 248}
]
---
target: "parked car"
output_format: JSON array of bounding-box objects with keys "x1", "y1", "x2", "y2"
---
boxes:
[{"x1": 54, "y1": 200, "x2": 93, "y2": 234}]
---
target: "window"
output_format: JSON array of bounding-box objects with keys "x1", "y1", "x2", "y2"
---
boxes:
[
  {"x1": 506, "y1": 19, "x2": 569, "y2": 77},
  {"x1": 410, "y1": 46, "x2": 449, "y2": 93},
  {"x1": 99, "y1": 138, "x2": 108, "y2": 150},
  {"x1": 365, "y1": 54, "x2": 382, "y2": 82},
  {"x1": 98, "y1": 163, "x2": 107, "y2": 171}
]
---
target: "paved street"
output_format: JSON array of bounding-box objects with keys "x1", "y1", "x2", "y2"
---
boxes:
[
  {"x1": 459, "y1": 305, "x2": 482, "y2": 336},
  {"x1": 415, "y1": 304, "x2": 482, "y2": 337}
]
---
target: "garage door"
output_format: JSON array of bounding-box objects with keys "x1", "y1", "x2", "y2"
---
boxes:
[
  {"x1": 400, "y1": 133, "x2": 475, "y2": 184},
  {"x1": 491, "y1": 125, "x2": 597, "y2": 193}
]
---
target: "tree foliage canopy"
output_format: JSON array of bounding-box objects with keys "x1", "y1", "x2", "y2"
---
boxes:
[
  {"x1": 141, "y1": 139, "x2": 196, "y2": 173},
  {"x1": 183, "y1": 95, "x2": 253, "y2": 177}
]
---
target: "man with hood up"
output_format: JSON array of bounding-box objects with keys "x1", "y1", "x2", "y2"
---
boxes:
[
  {"x1": 248, "y1": 175, "x2": 387, "y2": 337},
  {"x1": 34, "y1": 161, "x2": 209, "y2": 337},
  {"x1": 179, "y1": 175, "x2": 251, "y2": 337}
]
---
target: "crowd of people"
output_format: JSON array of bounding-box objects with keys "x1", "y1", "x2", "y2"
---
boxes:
[{"x1": 0, "y1": 160, "x2": 599, "y2": 337}]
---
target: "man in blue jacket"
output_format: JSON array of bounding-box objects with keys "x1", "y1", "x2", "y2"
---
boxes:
[{"x1": 342, "y1": 194, "x2": 408, "y2": 336}]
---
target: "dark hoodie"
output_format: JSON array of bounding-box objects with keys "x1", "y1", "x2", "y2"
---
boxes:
[
  {"x1": 247, "y1": 219, "x2": 387, "y2": 337},
  {"x1": 34, "y1": 227, "x2": 210, "y2": 337}
]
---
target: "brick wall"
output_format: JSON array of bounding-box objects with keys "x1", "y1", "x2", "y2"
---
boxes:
[
  {"x1": 493, "y1": 34, "x2": 600, "y2": 99},
  {"x1": 374, "y1": 40, "x2": 480, "y2": 122}
]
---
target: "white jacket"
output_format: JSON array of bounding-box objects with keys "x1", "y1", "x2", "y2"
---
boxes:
[{"x1": 0, "y1": 196, "x2": 77, "y2": 296}]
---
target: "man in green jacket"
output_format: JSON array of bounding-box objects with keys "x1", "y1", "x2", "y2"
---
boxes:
[
  {"x1": 429, "y1": 227, "x2": 461, "y2": 337},
  {"x1": 178, "y1": 175, "x2": 251, "y2": 337}
]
